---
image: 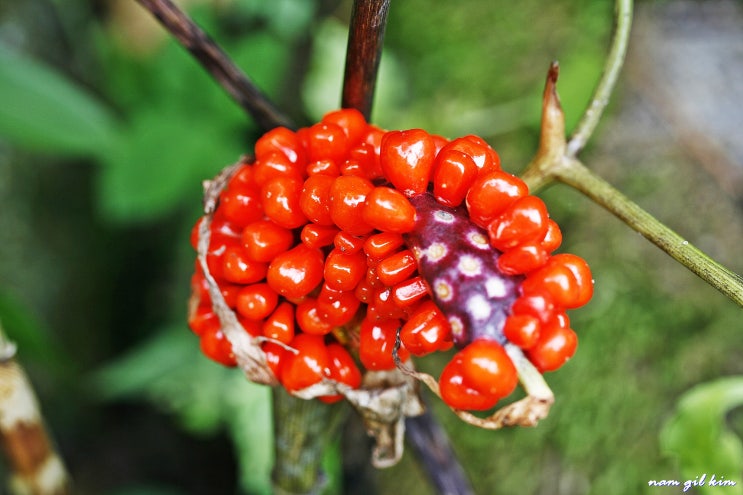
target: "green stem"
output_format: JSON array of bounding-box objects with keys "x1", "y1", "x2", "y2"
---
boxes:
[
  {"x1": 556, "y1": 159, "x2": 743, "y2": 307},
  {"x1": 566, "y1": 0, "x2": 633, "y2": 156},
  {"x1": 271, "y1": 388, "x2": 347, "y2": 495}
]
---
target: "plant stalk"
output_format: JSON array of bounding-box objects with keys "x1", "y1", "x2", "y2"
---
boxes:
[
  {"x1": 341, "y1": 0, "x2": 391, "y2": 120},
  {"x1": 135, "y1": 0, "x2": 294, "y2": 131},
  {"x1": 271, "y1": 388, "x2": 347, "y2": 495},
  {"x1": 556, "y1": 158, "x2": 743, "y2": 307}
]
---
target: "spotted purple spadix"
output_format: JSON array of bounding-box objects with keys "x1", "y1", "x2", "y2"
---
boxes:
[{"x1": 404, "y1": 193, "x2": 523, "y2": 347}]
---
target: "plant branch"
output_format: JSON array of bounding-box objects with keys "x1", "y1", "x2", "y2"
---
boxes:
[
  {"x1": 341, "y1": 0, "x2": 391, "y2": 120},
  {"x1": 135, "y1": 0, "x2": 295, "y2": 131},
  {"x1": 0, "y1": 324, "x2": 70, "y2": 495},
  {"x1": 556, "y1": 158, "x2": 743, "y2": 306},
  {"x1": 521, "y1": 31, "x2": 743, "y2": 308},
  {"x1": 566, "y1": 0, "x2": 633, "y2": 156}
]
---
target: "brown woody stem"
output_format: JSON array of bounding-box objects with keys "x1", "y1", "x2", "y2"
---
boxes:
[
  {"x1": 135, "y1": 0, "x2": 295, "y2": 131},
  {"x1": 341, "y1": 0, "x2": 391, "y2": 120}
]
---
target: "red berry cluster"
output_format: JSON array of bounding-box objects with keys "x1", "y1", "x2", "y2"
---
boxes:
[{"x1": 188, "y1": 108, "x2": 593, "y2": 410}]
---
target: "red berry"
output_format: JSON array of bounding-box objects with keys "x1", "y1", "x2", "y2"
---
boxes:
[
  {"x1": 320, "y1": 342, "x2": 363, "y2": 403},
  {"x1": 307, "y1": 122, "x2": 349, "y2": 163},
  {"x1": 391, "y1": 276, "x2": 429, "y2": 306},
  {"x1": 432, "y1": 148, "x2": 479, "y2": 207},
  {"x1": 316, "y1": 284, "x2": 361, "y2": 327},
  {"x1": 200, "y1": 327, "x2": 237, "y2": 367},
  {"x1": 219, "y1": 184, "x2": 264, "y2": 228},
  {"x1": 266, "y1": 244, "x2": 325, "y2": 300},
  {"x1": 362, "y1": 186, "x2": 417, "y2": 234},
  {"x1": 399, "y1": 300, "x2": 452, "y2": 356},
  {"x1": 262, "y1": 301, "x2": 295, "y2": 344},
  {"x1": 466, "y1": 171, "x2": 528, "y2": 228},
  {"x1": 526, "y1": 323, "x2": 578, "y2": 372},
  {"x1": 261, "y1": 341, "x2": 286, "y2": 378},
  {"x1": 221, "y1": 245, "x2": 268, "y2": 284},
  {"x1": 300, "y1": 175, "x2": 335, "y2": 225},
  {"x1": 242, "y1": 220, "x2": 294, "y2": 263},
  {"x1": 443, "y1": 136, "x2": 500, "y2": 175},
  {"x1": 255, "y1": 126, "x2": 305, "y2": 166},
  {"x1": 363, "y1": 232, "x2": 404, "y2": 260},
  {"x1": 322, "y1": 108, "x2": 367, "y2": 145},
  {"x1": 522, "y1": 254, "x2": 593, "y2": 309},
  {"x1": 295, "y1": 298, "x2": 334, "y2": 335},
  {"x1": 334, "y1": 231, "x2": 366, "y2": 254},
  {"x1": 324, "y1": 249, "x2": 367, "y2": 291},
  {"x1": 541, "y1": 219, "x2": 562, "y2": 253},
  {"x1": 261, "y1": 176, "x2": 308, "y2": 229},
  {"x1": 307, "y1": 158, "x2": 341, "y2": 177},
  {"x1": 359, "y1": 318, "x2": 408, "y2": 370},
  {"x1": 280, "y1": 334, "x2": 330, "y2": 392},
  {"x1": 188, "y1": 305, "x2": 220, "y2": 337},
  {"x1": 503, "y1": 314, "x2": 541, "y2": 349},
  {"x1": 377, "y1": 249, "x2": 418, "y2": 287},
  {"x1": 380, "y1": 129, "x2": 436, "y2": 197},
  {"x1": 438, "y1": 357, "x2": 499, "y2": 411},
  {"x1": 458, "y1": 339, "x2": 518, "y2": 399},
  {"x1": 236, "y1": 283, "x2": 279, "y2": 320},
  {"x1": 300, "y1": 223, "x2": 340, "y2": 249},
  {"x1": 487, "y1": 195, "x2": 549, "y2": 251},
  {"x1": 329, "y1": 176, "x2": 375, "y2": 236},
  {"x1": 253, "y1": 152, "x2": 303, "y2": 187},
  {"x1": 496, "y1": 242, "x2": 549, "y2": 275}
]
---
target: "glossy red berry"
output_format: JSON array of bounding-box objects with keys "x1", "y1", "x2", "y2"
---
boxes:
[
  {"x1": 307, "y1": 122, "x2": 349, "y2": 163},
  {"x1": 320, "y1": 343, "x2": 363, "y2": 403},
  {"x1": 377, "y1": 250, "x2": 418, "y2": 287},
  {"x1": 466, "y1": 170, "x2": 528, "y2": 228},
  {"x1": 242, "y1": 220, "x2": 295, "y2": 263},
  {"x1": 399, "y1": 300, "x2": 451, "y2": 356},
  {"x1": 503, "y1": 314, "x2": 541, "y2": 349},
  {"x1": 221, "y1": 245, "x2": 268, "y2": 284},
  {"x1": 487, "y1": 195, "x2": 550, "y2": 252},
  {"x1": 262, "y1": 301, "x2": 295, "y2": 344},
  {"x1": 322, "y1": 108, "x2": 367, "y2": 145},
  {"x1": 261, "y1": 176, "x2": 308, "y2": 229},
  {"x1": 526, "y1": 322, "x2": 578, "y2": 373},
  {"x1": 362, "y1": 187, "x2": 417, "y2": 234},
  {"x1": 236, "y1": 283, "x2": 279, "y2": 321},
  {"x1": 324, "y1": 249, "x2": 367, "y2": 292},
  {"x1": 438, "y1": 357, "x2": 499, "y2": 411},
  {"x1": 380, "y1": 129, "x2": 436, "y2": 197},
  {"x1": 255, "y1": 126, "x2": 305, "y2": 166},
  {"x1": 329, "y1": 176, "x2": 375, "y2": 236},
  {"x1": 200, "y1": 327, "x2": 237, "y2": 367},
  {"x1": 295, "y1": 298, "x2": 334, "y2": 335},
  {"x1": 267, "y1": 244, "x2": 325, "y2": 300},
  {"x1": 299, "y1": 174, "x2": 335, "y2": 225},
  {"x1": 432, "y1": 148, "x2": 479, "y2": 207},
  {"x1": 280, "y1": 334, "x2": 330, "y2": 392},
  {"x1": 359, "y1": 318, "x2": 408, "y2": 370},
  {"x1": 219, "y1": 184, "x2": 263, "y2": 228},
  {"x1": 457, "y1": 339, "x2": 518, "y2": 399}
]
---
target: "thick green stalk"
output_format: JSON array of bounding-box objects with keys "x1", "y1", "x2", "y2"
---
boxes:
[{"x1": 271, "y1": 388, "x2": 346, "y2": 495}]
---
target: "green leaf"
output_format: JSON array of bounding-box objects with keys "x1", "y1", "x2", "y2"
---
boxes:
[
  {"x1": 660, "y1": 377, "x2": 743, "y2": 495},
  {"x1": 96, "y1": 109, "x2": 241, "y2": 223},
  {"x1": 0, "y1": 291, "x2": 59, "y2": 366},
  {"x1": 0, "y1": 45, "x2": 119, "y2": 156}
]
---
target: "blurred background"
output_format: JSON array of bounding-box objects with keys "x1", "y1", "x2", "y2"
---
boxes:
[{"x1": 0, "y1": 0, "x2": 742, "y2": 494}]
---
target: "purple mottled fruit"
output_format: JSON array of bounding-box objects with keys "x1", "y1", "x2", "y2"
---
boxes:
[{"x1": 404, "y1": 193, "x2": 523, "y2": 347}]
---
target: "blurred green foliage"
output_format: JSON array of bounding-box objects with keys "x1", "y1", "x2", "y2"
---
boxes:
[{"x1": 0, "y1": 0, "x2": 741, "y2": 494}]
